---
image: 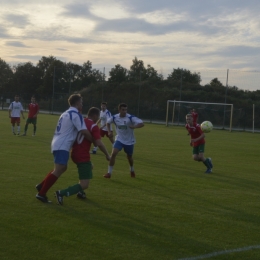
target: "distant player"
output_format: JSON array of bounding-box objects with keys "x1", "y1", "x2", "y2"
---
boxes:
[
  {"x1": 91, "y1": 102, "x2": 114, "y2": 154},
  {"x1": 8, "y1": 95, "x2": 25, "y2": 135},
  {"x1": 22, "y1": 96, "x2": 39, "y2": 136},
  {"x1": 185, "y1": 114, "x2": 213, "y2": 174},
  {"x1": 54, "y1": 107, "x2": 110, "y2": 205},
  {"x1": 190, "y1": 109, "x2": 198, "y2": 124},
  {"x1": 103, "y1": 103, "x2": 144, "y2": 179}
]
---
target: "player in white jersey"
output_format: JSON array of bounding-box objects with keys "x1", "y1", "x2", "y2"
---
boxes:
[
  {"x1": 91, "y1": 102, "x2": 114, "y2": 154},
  {"x1": 35, "y1": 94, "x2": 92, "y2": 203},
  {"x1": 8, "y1": 95, "x2": 25, "y2": 135},
  {"x1": 103, "y1": 103, "x2": 144, "y2": 178}
]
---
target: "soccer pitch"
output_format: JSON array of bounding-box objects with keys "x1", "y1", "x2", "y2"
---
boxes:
[{"x1": 1, "y1": 111, "x2": 260, "y2": 260}]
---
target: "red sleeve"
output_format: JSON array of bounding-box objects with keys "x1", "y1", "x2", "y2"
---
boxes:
[
  {"x1": 196, "y1": 124, "x2": 203, "y2": 134},
  {"x1": 92, "y1": 125, "x2": 101, "y2": 140}
]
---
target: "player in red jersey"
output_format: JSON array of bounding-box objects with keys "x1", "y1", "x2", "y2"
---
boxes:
[
  {"x1": 185, "y1": 114, "x2": 213, "y2": 174},
  {"x1": 54, "y1": 107, "x2": 110, "y2": 205},
  {"x1": 22, "y1": 96, "x2": 39, "y2": 136},
  {"x1": 190, "y1": 109, "x2": 198, "y2": 124}
]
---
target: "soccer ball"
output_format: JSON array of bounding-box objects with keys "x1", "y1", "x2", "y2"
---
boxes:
[{"x1": 201, "y1": 121, "x2": 213, "y2": 133}]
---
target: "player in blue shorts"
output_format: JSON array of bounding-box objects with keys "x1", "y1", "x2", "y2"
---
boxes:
[{"x1": 103, "y1": 103, "x2": 144, "y2": 178}]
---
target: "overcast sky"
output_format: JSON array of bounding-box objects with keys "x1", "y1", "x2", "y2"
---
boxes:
[{"x1": 1, "y1": 0, "x2": 260, "y2": 89}]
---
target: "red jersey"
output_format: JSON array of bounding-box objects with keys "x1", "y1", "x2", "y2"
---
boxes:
[
  {"x1": 71, "y1": 118, "x2": 101, "y2": 163},
  {"x1": 28, "y1": 103, "x2": 39, "y2": 118},
  {"x1": 185, "y1": 123, "x2": 205, "y2": 147},
  {"x1": 191, "y1": 112, "x2": 198, "y2": 124}
]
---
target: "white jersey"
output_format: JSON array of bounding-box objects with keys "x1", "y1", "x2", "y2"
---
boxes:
[
  {"x1": 107, "y1": 113, "x2": 143, "y2": 145},
  {"x1": 9, "y1": 101, "x2": 24, "y2": 117},
  {"x1": 100, "y1": 109, "x2": 112, "y2": 131},
  {"x1": 51, "y1": 107, "x2": 87, "y2": 152}
]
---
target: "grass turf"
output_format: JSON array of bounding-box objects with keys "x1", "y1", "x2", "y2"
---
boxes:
[{"x1": 0, "y1": 110, "x2": 260, "y2": 260}]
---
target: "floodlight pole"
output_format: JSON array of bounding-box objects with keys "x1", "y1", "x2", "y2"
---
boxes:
[
  {"x1": 137, "y1": 71, "x2": 142, "y2": 117},
  {"x1": 223, "y1": 69, "x2": 229, "y2": 129},
  {"x1": 253, "y1": 104, "x2": 255, "y2": 133},
  {"x1": 102, "y1": 67, "x2": 105, "y2": 101},
  {"x1": 69, "y1": 69, "x2": 72, "y2": 95},
  {"x1": 177, "y1": 69, "x2": 183, "y2": 125},
  {"x1": 51, "y1": 66, "x2": 56, "y2": 115}
]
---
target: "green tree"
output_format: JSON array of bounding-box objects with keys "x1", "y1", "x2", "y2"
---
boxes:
[
  {"x1": 77, "y1": 61, "x2": 104, "y2": 88},
  {"x1": 108, "y1": 64, "x2": 129, "y2": 83},
  {"x1": 65, "y1": 62, "x2": 82, "y2": 93},
  {"x1": 0, "y1": 58, "x2": 13, "y2": 95},
  {"x1": 210, "y1": 78, "x2": 224, "y2": 87},
  {"x1": 37, "y1": 55, "x2": 57, "y2": 79},
  {"x1": 167, "y1": 68, "x2": 201, "y2": 84},
  {"x1": 129, "y1": 57, "x2": 146, "y2": 81},
  {"x1": 146, "y1": 64, "x2": 163, "y2": 81},
  {"x1": 13, "y1": 62, "x2": 42, "y2": 99}
]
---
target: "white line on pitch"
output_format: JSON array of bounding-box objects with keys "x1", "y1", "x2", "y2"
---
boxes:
[{"x1": 178, "y1": 245, "x2": 260, "y2": 260}]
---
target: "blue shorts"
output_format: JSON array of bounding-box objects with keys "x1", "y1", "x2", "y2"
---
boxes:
[
  {"x1": 113, "y1": 140, "x2": 134, "y2": 156},
  {"x1": 53, "y1": 150, "x2": 69, "y2": 165}
]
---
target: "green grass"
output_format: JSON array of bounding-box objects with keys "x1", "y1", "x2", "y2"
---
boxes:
[{"x1": 1, "y1": 110, "x2": 260, "y2": 260}]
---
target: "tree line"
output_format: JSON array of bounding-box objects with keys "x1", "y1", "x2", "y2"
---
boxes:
[
  {"x1": 1, "y1": 55, "x2": 260, "y2": 129},
  {"x1": 0, "y1": 56, "x2": 202, "y2": 99}
]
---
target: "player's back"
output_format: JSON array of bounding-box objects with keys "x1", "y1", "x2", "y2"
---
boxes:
[
  {"x1": 51, "y1": 108, "x2": 85, "y2": 152},
  {"x1": 71, "y1": 118, "x2": 97, "y2": 163}
]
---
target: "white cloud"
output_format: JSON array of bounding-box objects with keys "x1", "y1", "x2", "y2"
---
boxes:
[
  {"x1": 90, "y1": 2, "x2": 130, "y2": 20},
  {"x1": 138, "y1": 10, "x2": 187, "y2": 25}
]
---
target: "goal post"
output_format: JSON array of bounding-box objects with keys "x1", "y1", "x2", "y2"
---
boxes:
[{"x1": 166, "y1": 100, "x2": 234, "y2": 132}]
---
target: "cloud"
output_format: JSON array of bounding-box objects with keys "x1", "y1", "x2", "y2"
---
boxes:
[
  {"x1": 3, "y1": 14, "x2": 30, "y2": 28},
  {"x1": 5, "y1": 41, "x2": 30, "y2": 48},
  {"x1": 62, "y1": 3, "x2": 93, "y2": 18},
  {"x1": 0, "y1": 26, "x2": 11, "y2": 38},
  {"x1": 1, "y1": 0, "x2": 260, "y2": 87}
]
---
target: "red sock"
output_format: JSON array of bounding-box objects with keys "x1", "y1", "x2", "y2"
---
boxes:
[
  {"x1": 39, "y1": 171, "x2": 53, "y2": 187},
  {"x1": 38, "y1": 174, "x2": 58, "y2": 196}
]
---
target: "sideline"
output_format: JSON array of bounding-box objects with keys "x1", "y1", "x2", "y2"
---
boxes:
[{"x1": 178, "y1": 245, "x2": 260, "y2": 260}]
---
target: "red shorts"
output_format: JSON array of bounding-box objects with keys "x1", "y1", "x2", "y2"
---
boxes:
[
  {"x1": 11, "y1": 117, "x2": 20, "y2": 124},
  {"x1": 100, "y1": 129, "x2": 111, "y2": 137}
]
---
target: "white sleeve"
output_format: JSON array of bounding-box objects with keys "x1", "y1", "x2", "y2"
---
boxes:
[
  {"x1": 132, "y1": 116, "x2": 143, "y2": 125},
  {"x1": 107, "y1": 116, "x2": 113, "y2": 124},
  {"x1": 8, "y1": 103, "x2": 12, "y2": 110},
  {"x1": 72, "y1": 114, "x2": 86, "y2": 131}
]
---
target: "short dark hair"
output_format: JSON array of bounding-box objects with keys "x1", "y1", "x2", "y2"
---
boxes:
[
  {"x1": 88, "y1": 107, "x2": 100, "y2": 117},
  {"x1": 118, "y1": 103, "x2": 127, "y2": 110},
  {"x1": 101, "y1": 102, "x2": 107, "y2": 105},
  {"x1": 68, "y1": 93, "x2": 82, "y2": 106}
]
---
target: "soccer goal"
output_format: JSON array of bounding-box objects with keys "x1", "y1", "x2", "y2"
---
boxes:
[{"x1": 166, "y1": 100, "x2": 234, "y2": 131}]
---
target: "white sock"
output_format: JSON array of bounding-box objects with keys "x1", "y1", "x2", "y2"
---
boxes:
[
  {"x1": 108, "y1": 166, "x2": 113, "y2": 174},
  {"x1": 17, "y1": 126, "x2": 20, "y2": 133},
  {"x1": 130, "y1": 166, "x2": 134, "y2": 172},
  {"x1": 93, "y1": 146, "x2": 98, "y2": 152}
]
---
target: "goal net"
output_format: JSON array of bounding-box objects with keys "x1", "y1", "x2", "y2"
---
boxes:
[{"x1": 166, "y1": 100, "x2": 234, "y2": 131}]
